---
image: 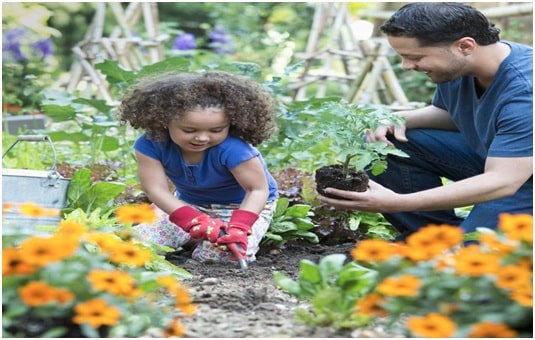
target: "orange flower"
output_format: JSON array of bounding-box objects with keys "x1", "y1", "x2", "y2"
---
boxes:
[
  {"x1": 508, "y1": 284, "x2": 533, "y2": 307},
  {"x1": 478, "y1": 233, "x2": 517, "y2": 255},
  {"x1": 407, "y1": 224, "x2": 463, "y2": 249},
  {"x1": 175, "y1": 287, "x2": 197, "y2": 315},
  {"x1": 107, "y1": 241, "x2": 153, "y2": 267},
  {"x1": 2, "y1": 248, "x2": 37, "y2": 276},
  {"x1": 57, "y1": 220, "x2": 87, "y2": 238},
  {"x1": 495, "y1": 265, "x2": 532, "y2": 291},
  {"x1": 453, "y1": 245, "x2": 500, "y2": 277},
  {"x1": 115, "y1": 203, "x2": 157, "y2": 225},
  {"x1": 356, "y1": 293, "x2": 388, "y2": 317},
  {"x1": 498, "y1": 213, "x2": 533, "y2": 243},
  {"x1": 54, "y1": 289, "x2": 75, "y2": 304},
  {"x1": 376, "y1": 275, "x2": 421, "y2": 297},
  {"x1": 87, "y1": 269, "x2": 140, "y2": 297},
  {"x1": 163, "y1": 317, "x2": 186, "y2": 337},
  {"x1": 72, "y1": 298, "x2": 121, "y2": 328},
  {"x1": 18, "y1": 281, "x2": 64, "y2": 306},
  {"x1": 468, "y1": 321, "x2": 518, "y2": 338},
  {"x1": 2, "y1": 202, "x2": 15, "y2": 212},
  {"x1": 19, "y1": 235, "x2": 78, "y2": 267},
  {"x1": 350, "y1": 239, "x2": 398, "y2": 262},
  {"x1": 406, "y1": 312, "x2": 457, "y2": 338}
]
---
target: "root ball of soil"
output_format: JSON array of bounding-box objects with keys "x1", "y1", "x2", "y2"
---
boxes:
[{"x1": 315, "y1": 164, "x2": 369, "y2": 199}]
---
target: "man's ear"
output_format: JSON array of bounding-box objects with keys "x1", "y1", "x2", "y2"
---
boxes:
[{"x1": 457, "y1": 37, "x2": 476, "y2": 55}]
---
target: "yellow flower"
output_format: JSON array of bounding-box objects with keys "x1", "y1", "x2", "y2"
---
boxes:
[
  {"x1": 508, "y1": 284, "x2": 533, "y2": 307},
  {"x1": 376, "y1": 274, "x2": 421, "y2": 297},
  {"x1": 18, "y1": 202, "x2": 50, "y2": 217},
  {"x1": 87, "y1": 269, "x2": 141, "y2": 297},
  {"x1": 115, "y1": 203, "x2": 157, "y2": 225},
  {"x1": 356, "y1": 293, "x2": 388, "y2": 317},
  {"x1": 163, "y1": 317, "x2": 186, "y2": 337},
  {"x1": 85, "y1": 232, "x2": 123, "y2": 252},
  {"x1": 453, "y1": 245, "x2": 500, "y2": 277},
  {"x1": 72, "y1": 298, "x2": 122, "y2": 328},
  {"x1": 19, "y1": 235, "x2": 79, "y2": 267},
  {"x1": 495, "y1": 265, "x2": 532, "y2": 291},
  {"x1": 406, "y1": 312, "x2": 457, "y2": 338},
  {"x1": 350, "y1": 239, "x2": 398, "y2": 262},
  {"x1": 2, "y1": 248, "x2": 37, "y2": 276},
  {"x1": 468, "y1": 321, "x2": 518, "y2": 338},
  {"x1": 498, "y1": 213, "x2": 533, "y2": 243},
  {"x1": 107, "y1": 241, "x2": 153, "y2": 267}
]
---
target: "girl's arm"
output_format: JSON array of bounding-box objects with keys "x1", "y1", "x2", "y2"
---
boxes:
[
  {"x1": 135, "y1": 151, "x2": 185, "y2": 214},
  {"x1": 230, "y1": 157, "x2": 270, "y2": 214}
]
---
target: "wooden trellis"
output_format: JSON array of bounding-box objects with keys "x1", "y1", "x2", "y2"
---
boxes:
[
  {"x1": 290, "y1": 2, "x2": 411, "y2": 108},
  {"x1": 66, "y1": 2, "x2": 167, "y2": 103}
]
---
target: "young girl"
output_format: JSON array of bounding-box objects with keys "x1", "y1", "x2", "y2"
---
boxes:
[{"x1": 117, "y1": 71, "x2": 279, "y2": 265}]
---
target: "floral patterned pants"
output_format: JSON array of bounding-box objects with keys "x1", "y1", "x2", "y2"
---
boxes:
[{"x1": 133, "y1": 201, "x2": 276, "y2": 264}]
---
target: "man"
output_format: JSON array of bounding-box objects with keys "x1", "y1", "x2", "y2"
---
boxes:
[{"x1": 318, "y1": 2, "x2": 533, "y2": 240}]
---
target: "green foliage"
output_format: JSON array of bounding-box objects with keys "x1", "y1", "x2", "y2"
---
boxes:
[
  {"x1": 64, "y1": 168, "x2": 125, "y2": 216},
  {"x1": 347, "y1": 211, "x2": 398, "y2": 240},
  {"x1": 261, "y1": 97, "x2": 409, "y2": 176},
  {"x1": 262, "y1": 197, "x2": 319, "y2": 248},
  {"x1": 273, "y1": 254, "x2": 373, "y2": 329}
]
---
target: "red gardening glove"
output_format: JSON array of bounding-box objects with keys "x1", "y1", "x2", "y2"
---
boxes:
[
  {"x1": 217, "y1": 209, "x2": 259, "y2": 254},
  {"x1": 169, "y1": 206, "x2": 224, "y2": 243}
]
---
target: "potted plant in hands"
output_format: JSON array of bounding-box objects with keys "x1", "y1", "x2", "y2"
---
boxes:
[{"x1": 297, "y1": 99, "x2": 408, "y2": 199}]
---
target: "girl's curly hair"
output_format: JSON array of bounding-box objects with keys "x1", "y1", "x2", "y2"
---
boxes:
[{"x1": 117, "y1": 70, "x2": 276, "y2": 146}]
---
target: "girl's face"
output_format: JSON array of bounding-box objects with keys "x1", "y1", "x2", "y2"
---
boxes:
[{"x1": 168, "y1": 106, "x2": 230, "y2": 154}]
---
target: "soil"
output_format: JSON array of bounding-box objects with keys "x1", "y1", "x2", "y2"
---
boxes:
[
  {"x1": 161, "y1": 240, "x2": 404, "y2": 338},
  {"x1": 315, "y1": 165, "x2": 369, "y2": 199}
]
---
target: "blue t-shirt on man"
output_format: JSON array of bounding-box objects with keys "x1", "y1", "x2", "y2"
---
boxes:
[
  {"x1": 433, "y1": 41, "x2": 533, "y2": 159},
  {"x1": 134, "y1": 134, "x2": 278, "y2": 206}
]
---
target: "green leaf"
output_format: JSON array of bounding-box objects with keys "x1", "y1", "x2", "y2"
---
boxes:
[
  {"x1": 273, "y1": 271, "x2": 301, "y2": 296},
  {"x1": 318, "y1": 254, "x2": 347, "y2": 280},
  {"x1": 285, "y1": 204, "x2": 312, "y2": 217},
  {"x1": 273, "y1": 197, "x2": 290, "y2": 217},
  {"x1": 299, "y1": 260, "x2": 322, "y2": 284}
]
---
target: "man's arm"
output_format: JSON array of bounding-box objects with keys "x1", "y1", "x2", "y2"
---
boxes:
[{"x1": 318, "y1": 156, "x2": 533, "y2": 213}]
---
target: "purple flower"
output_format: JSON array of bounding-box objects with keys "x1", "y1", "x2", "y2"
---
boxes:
[
  {"x1": 209, "y1": 26, "x2": 233, "y2": 54},
  {"x1": 30, "y1": 38, "x2": 54, "y2": 59},
  {"x1": 173, "y1": 33, "x2": 196, "y2": 51},
  {"x1": 2, "y1": 28, "x2": 27, "y2": 61}
]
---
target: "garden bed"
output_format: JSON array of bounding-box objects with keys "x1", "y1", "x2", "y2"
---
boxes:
[{"x1": 164, "y1": 240, "x2": 403, "y2": 338}]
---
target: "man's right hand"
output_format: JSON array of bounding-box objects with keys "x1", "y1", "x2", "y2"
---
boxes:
[{"x1": 365, "y1": 124, "x2": 408, "y2": 146}]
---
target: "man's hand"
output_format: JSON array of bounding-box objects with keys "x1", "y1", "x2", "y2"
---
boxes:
[
  {"x1": 365, "y1": 124, "x2": 408, "y2": 146},
  {"x1": 169, "y1": 206, "x2": 224, "y2": 243}
]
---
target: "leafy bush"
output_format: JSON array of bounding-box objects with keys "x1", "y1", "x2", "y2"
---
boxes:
[
  {"x1": 262, "y1": 197, "x2": 318, "y2": 248},
  {"x1": 273, "y1": 253, "x2": 372, "y2": 329}
]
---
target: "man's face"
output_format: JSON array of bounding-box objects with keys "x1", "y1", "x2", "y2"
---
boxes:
[{"x1": 386, "y1": 35, "x2": 469, "y2": 84}]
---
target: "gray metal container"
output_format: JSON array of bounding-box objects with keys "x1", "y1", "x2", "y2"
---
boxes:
[{"x1": 2, "y1": 135, "x2": 70, "y2": 236}]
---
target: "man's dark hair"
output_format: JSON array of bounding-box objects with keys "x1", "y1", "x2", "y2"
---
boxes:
[{"x1": 380, "y1": 2, "x2": 500, "y2": 46}]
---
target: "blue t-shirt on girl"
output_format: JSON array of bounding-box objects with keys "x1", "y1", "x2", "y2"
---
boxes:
[{"x1": 134, "y1": 134, "x2": 279, "y2": 206}]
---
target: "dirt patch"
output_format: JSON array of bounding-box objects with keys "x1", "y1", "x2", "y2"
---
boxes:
[{"x1": 163, "y1": 240, "x2": 401, "y2": 338}]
